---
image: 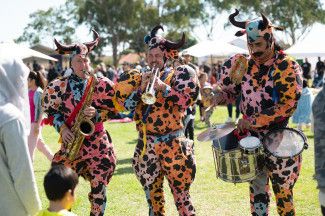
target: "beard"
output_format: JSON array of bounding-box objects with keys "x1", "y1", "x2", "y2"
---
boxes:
[{"x1": 252, "y1": 52, "x2": 263, "y2": 58}]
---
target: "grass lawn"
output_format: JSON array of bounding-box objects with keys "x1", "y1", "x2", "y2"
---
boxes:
[{"x1": 35, "y1": 106, "x2": 319, "y2": 215}]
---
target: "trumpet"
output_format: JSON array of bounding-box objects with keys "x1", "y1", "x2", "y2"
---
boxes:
[{"x1": 141, "y1": 67, "x2": 160, "y2": 105}]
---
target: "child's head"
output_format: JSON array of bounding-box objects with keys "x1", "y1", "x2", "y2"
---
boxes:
[
  {"x1": 198, "y1": 73, "x2": 208, "y2": 86},
  {"x1": 44, "y1": 165, "x2": 79, "y2": 209},
  {"x1": 28, "y1": 70, "x2": 46, "y2": 89}
]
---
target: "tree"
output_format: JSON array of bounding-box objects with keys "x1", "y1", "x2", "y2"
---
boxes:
[
  {"x1": 16, "y1": 1, "x2": 77, "y2": 45},
  {"x1": 122, "y1": 3, "x2": 159, "y2": 54},
  {"x1": 209, "y1": 0, "x2": 325, "y2": 44},
  {"x1": 74, "y1": 0, "x2": 205, "y2": 66},
  {"x1": 18, "y1": 0, "x2": 206, "y2": 66},
  {"x1": 73, "y1": 0, "x2": 147, "y2": 67},
  {"x1": 128, "y1": 2, "x2": 200, "y2": 54}
]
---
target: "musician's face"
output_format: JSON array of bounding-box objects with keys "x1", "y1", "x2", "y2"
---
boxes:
[
  {"x1": 71, "y1": 54, "x2": 91, "y2": 79},
  {"x1": 247, "y1": 37, "x2": 274, "y2": 64},
  {"x1": 147, "y1": 47, "x2": 164, "y2": 70}
]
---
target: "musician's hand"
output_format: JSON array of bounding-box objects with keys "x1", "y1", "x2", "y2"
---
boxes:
[
  {"x1": 155, "y1": 78, "x2": 168, "y2": 92},
  {"x1": 237, "y1": 118, "x2": 251, "y2": 133},
  {"x1": 62, "y1": 127, "x2": 75, "y2": 145},
  {"x1": 140, "y1": 73, "x2": 151, "y2": 92},
  {"x1": 84, "y1": 106, "x2": 96, "y2": 118}
]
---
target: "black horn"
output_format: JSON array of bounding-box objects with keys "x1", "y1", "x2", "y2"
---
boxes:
[
  {"x1": 164, "y1": 32, "x2": 185, "y2": 50},
  {"x1": 54, "y1": 38, "x2": 77, "y2": 54},
  {"x1": 229, "y1": 9, "x2": 246, "y2": 29},
  {"x1": 84, "y1": 29, "x2": 100, "y2": 52},
  {"x1": 150, "y1": 25, "x2": 164, "y2": 37},
  {"x1": 261, "y1": 13, "x2": 269, "y2": 29}
]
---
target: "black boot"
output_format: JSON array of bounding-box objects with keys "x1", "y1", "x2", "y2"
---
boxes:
[{"x1": 321, "y1": 205, "x2": 325, "y2": 216}]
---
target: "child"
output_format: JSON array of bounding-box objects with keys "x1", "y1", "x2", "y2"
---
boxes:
[
  {"x1": 292, "y1": 79, "x2": 313, "y2": 130},
  {"x1": 36, "y1": 165, "x2": 79, "y2": 216},
  {"x1": 28, "y1": 70, "x2": 53, "y2": 161},
  {"x1": 198, "y1": 72, "x2": 208, "y2": 122},
  {"x1": 201, "y1": 83, "x2": 215, "y2": 127}
]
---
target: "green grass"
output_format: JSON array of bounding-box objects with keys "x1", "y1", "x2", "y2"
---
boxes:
[{"x1": 35, "y1": 107, "x2": 320, "y2": 215}]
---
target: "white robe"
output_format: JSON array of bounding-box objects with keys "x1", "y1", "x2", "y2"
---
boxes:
[{"x1": 0, "y1": 103, "x2": 41, "y2": 216}]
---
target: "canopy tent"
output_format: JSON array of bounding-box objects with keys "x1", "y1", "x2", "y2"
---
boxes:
[
  {"x1": 286, "y1": 23, "x2": 325, "y2": 57},
  {"x1": 0, "y1": 42, "x2": 58, "y2": 61},
  {"x1": 228, "y1": 38, "x2": 248, "y2": 50},
  {"x1": 182, "y1": 39, "x2": 247, "y2": 58}
]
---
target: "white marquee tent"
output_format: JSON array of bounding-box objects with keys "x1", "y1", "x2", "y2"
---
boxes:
[
  {"x1": 228, "y1": 38, "x2": 248, "y2": 50},
  {"x1": 0, "y1": 42, "x2": 58, "y2": 61},
  {"x1": 286, "y1": 23, "x2": 325, "y2": 57},
  {"x1": 182, "y1": 39, "x2": 247, "y2": 58}
]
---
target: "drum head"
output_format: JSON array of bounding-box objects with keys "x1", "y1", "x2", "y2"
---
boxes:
[
  {"x1": 262, "y1": 128, "x2": 307, "y2": 158},
  {"x1": 239, "y1": 136, "x2": 260, "y2": 150}
]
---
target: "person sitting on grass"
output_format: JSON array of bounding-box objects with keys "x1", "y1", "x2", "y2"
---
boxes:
[{"x1": 36, "y1": 165, "x2": 79, "y2": 216}]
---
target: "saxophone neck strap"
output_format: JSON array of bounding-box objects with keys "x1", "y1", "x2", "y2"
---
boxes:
[{"x1": 65, "y1": 76, "x2": 94, "y2": 128}]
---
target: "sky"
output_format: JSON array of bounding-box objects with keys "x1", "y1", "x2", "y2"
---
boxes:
[
  {"x1": 0, "y1": 0, "x2": 232, "y2": 54},
  {"x1": 0, "y1": 0, "x2": 232, "y2": 43},
  {"x1": 0, "y1": 0, "x2": 324, "y2": 56},
  {"x1": 0, "y1": 0, "x2": 66, "y2": 43}
]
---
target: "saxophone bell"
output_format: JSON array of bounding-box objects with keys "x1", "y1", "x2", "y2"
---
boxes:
[{"x1": 79, "y1": 118, "x2": 95, "y2": 136}]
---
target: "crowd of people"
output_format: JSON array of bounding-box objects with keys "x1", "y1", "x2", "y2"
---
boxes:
[{"x1": 1, "y1": 9, "x2": 325, "y2": 216}]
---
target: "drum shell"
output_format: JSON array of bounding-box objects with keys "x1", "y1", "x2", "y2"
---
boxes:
[{"x1": 212, "y1": 132, "x2": 264, "y2": 183}]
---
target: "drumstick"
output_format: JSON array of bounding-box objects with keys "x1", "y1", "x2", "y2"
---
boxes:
[
  {"x1": 205, "y1": 105, "x2": 213, "y2": 112},
  {"x1": 210, "y1": 121, "x2": 260, "y2": 131}
]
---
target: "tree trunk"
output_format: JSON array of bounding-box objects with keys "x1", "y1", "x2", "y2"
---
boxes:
[
  {"x1": 289, "y1": 24, "x2": 296, "y2": 45},
  {"x1": 112, "y1": 34, "x2": 118, "y2": 68}
]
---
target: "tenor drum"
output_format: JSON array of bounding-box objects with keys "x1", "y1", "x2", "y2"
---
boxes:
[
  {"x1": 212, "y1": 132, "x2": 264, "y2": 183},
  {"x1": 262, "y1": 128, "x2": 308, "y2": 158}
]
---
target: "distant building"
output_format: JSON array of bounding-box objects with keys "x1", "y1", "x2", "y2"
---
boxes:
[
  {"x1": 118, "y1": 53, "x2": 145, "y2": 66},
  {"x1": 30, "y1": 44, "x2": 69, "y2": 72}
]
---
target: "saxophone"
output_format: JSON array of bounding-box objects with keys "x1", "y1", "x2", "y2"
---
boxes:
[{"x1": 65, "y1": 71, "x2": 97, "y2": 160}]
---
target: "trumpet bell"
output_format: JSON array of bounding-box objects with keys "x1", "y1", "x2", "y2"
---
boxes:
[
  {"x1": 141, "y1": 93, "x2": 156, "y2": 105},
  {"x1": 79, "y1": 119, "x2": 95, "y2": 136}
]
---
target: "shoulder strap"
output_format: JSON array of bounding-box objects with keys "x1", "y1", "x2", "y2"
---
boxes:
[{"x1": 65, "y1": 76, "x2": 94, "y2": 128}]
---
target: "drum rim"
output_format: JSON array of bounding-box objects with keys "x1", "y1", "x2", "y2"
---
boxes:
[
  {"x1": 261, "y1": 127, "x2": 308, "y2": 159},
  {"x1": 217, "y1": 174, "x2": 260, "y2": 183}
]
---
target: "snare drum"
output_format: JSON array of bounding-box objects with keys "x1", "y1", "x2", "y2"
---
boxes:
[
  {"x1": 212, "y1": 132, "x2": 264, "y2": 183},
  {"x1": 239, "y1": 136, "x2": 261, "y2": 154}
]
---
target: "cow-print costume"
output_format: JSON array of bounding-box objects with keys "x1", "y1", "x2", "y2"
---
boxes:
[
  {"x1": 115, "y1": 64, "x2": 199, "y2": 215},
  {"x1": 42, "y1": 74, "x2": 117, "y2": 216},
  {"x1": 215, "y1": 10, "x2": 303, "y2": 216}
]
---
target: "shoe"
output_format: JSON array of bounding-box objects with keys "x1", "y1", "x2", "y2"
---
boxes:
[{"x1": 225, "y1": 117, "x2": 233, "y2": 123}]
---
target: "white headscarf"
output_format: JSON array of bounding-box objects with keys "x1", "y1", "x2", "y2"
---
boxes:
[{"x1": 0, "y1": 56, "x2": 30, "y2": 133}]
